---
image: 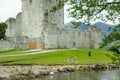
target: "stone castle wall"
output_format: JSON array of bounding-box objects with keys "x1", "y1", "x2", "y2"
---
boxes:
[
  {"x1": 21, "y1": 0, "x2": 44, "y2": 38},
  {"x1": 6, "y1": 12, "x2": 22, "y2": 37},
  {"x1": 21, "y1": 0, "x2": 64, "y2": 38},
  {"x1": 44, "y1": 27, "x2": 101, "y2": 49},
  {"x1": 6, "y1": 0, "x2": 64, "y2": 38},
  {"x1": 0, "y1": 40, "x2": 15, "y2": 51},
  {"x1": 5, "y1": 37, "x2": 41, "y2": 50},
  {"x1": 1, "y1": 0, "x2": 101, "y2": 51}
]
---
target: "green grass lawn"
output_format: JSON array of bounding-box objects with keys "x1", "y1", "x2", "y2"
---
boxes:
[
  {"x1": 0, "y1": 49, "x2": 114, "y2": 65},
  {"x1": 0, "y1": 49, "x2": 27, "y2": 55}
]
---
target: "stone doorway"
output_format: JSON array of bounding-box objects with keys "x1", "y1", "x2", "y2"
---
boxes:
[
  {"x1": 73, "y1": 42, "x2": 76, "y2": 48},
  {"x1": 29, "y1": 42, "x2": 37, "y2": 49},
  {"x1": 40, "y1": 42, "x2": 45, "y2": 49}
]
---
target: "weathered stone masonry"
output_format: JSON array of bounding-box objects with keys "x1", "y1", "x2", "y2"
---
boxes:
[
  {"x1": 0, "y1": 0, "x2": 101, "y2": 50},
  {"x1": 44, "y1": 26, "x2": 101, "y2": 49}
]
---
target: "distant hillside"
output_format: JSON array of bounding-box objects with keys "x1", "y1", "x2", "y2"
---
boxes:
[
  {"x1": 93, "y1": 22, "x2": 114, "y2": 35},
  {"x1": 64, "y1": 22, "x2": 114, "y2": 36}
]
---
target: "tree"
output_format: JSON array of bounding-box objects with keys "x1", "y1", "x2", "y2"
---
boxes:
[
  {"x1": 101, "y1": 24, "x2": 120, "y2": 55},
  {"x1": 0, "y1": 22, "x2": 7, "y2": 40},
  {"x1": 111, "y1": 53, "x2": 120, "y2": 65},
  {"x1": 101, "y1": 25, "x2": 120, "y2": 65},
  {"x1": 101, "y1": 24, "x2": 120, "y2": 47},
  {"x1": 65, "y1": 0, "x2": 120, "y2": 24}
]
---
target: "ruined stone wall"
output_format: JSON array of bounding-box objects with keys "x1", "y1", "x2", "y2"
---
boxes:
[
  {"x1": 6, "y1": 12, "x2": 22, "y2": 38},
  {"x1": 44, "y1": 27, "x2": 101, "y2": 49},
  {"x1": 6, "y1": 18, "x2": 16, "y2": 37},
  {"x1": 0, "y1": 40, "x2": 15, "y2": 51}
]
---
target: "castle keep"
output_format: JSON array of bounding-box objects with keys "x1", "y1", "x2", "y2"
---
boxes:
[{"x1": 0, "y1": 0, "x2": 101, "y2": 50}]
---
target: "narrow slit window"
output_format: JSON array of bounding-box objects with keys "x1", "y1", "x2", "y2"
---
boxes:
[{"x1": 29, "y1": 0, "x2": 32, "y2": 3}]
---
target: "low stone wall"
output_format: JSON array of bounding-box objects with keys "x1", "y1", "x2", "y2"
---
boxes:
[
  {"x1": 0, "y1": 40, "x2": 15, "y2": 51},
  {"x1": 0, "y1": 64, "x2": 119, "y2": 79}
]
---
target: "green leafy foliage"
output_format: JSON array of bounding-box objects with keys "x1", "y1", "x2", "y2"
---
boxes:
[
  {"x1": 53, "y1": 0, "x2": 120, "y2": 25},
  {"x1": 101, "y1": 24, "x2": 120, "y2": 65},
  {"x1": 104, "y1": 41, "x2": 120, "y2": 54},
  {"x1": 0, "y1": 22, "x2": 7, "y2": 40},
  {"x1": 111, "y1": 53, "x2": 120, "y2": 65},
  {"x1": 71, "y1": 21, "x2": 81, "y2": 28},
  {"x1": 50, "y1": 0, "x2": 65, "y2": 12},
  {"x1": 66, "y1": 0, "x2": 120, "y2": 24},
  {"x1": 109, "y1": 41, "x2": 120, "y2": 54},
  {"x1": 101, "y1": 24, "x2": 120, "y2": 48}
]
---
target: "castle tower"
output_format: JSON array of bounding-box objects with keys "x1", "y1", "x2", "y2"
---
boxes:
[{"x1": 21, "y1": 0, "x2": 64, "y2": 38}]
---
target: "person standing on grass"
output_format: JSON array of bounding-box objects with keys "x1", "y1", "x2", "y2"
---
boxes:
[{"x1": 88, "y1": 51, "x2": 91, "y2": 57}]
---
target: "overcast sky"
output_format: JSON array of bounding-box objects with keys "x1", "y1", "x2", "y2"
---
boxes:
[
  {"x1": 0, "y1": 0, "x2": 21, "y2": 22},
  {"x1": 0, "y1": 0, "x2": 117, "y2": 24},
  {"x1": 0, "y1": 0, "x2": 72, "y2": 23}
]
